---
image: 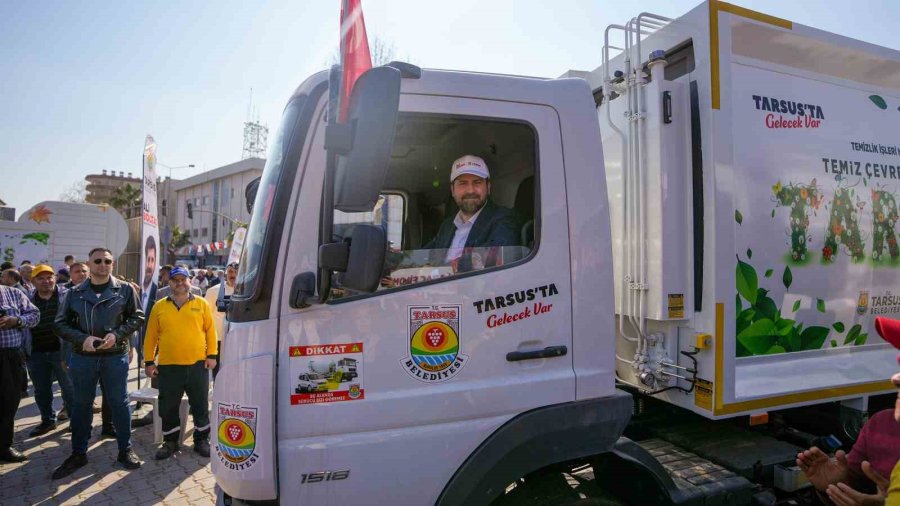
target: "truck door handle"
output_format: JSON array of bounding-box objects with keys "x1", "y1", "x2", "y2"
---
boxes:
[{"x1": 506, "y1": 345, "x2": 568, "y2": 362}]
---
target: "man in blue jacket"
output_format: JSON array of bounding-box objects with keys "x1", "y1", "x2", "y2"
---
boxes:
[
  {"x1": 51, "y1": 247, "x2": 144, "y2": 479},
  {"x1": 425, "y1": 155, "x2": 521, "y2": 272}
]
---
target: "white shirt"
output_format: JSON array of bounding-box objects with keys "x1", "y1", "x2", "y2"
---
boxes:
[
  {"x1": 445, "y1": 207, "x2": 485, "y2": 262},
  {"x1": 205, "y1": 283, "x2": 234, "y2": 344}
]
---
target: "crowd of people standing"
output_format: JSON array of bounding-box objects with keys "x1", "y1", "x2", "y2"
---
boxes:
[{"x1": 0, "y1": 250, "x2": 234, "y2": 481}]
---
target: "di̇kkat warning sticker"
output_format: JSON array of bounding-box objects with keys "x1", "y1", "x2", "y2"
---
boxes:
[
  {"x1": 289, "y1": 343, "x2": 364, "y2": 405},
  {"x1": 400, "y1": 304, "x2": 468, "y2": 383}
]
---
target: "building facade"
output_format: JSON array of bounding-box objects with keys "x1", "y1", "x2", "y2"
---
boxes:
[
  {"x1": 85, "y1": 169, "x2": 142, "y2": 205},
  {"x1": 0, "y1": 198, "x2": 13, "y2": 221},
  {"x1": 172, "y1": 158, "x2": 263, "y2": 267}
]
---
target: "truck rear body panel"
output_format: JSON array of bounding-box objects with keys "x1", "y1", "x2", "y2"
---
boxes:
[{"x1": 584, "y1": 0, "x2": 899, "y2": 418}]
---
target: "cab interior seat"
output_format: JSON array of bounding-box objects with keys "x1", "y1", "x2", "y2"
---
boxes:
[{"x1": 514, "y1": 175, "x2": 535, "y2": 249}]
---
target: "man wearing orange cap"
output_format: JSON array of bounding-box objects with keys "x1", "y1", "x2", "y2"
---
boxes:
[
  {"x1": 424, "y1": 155, "x2": 521, "y2": 272},
  {"x1": 797, "y1": 317, "x2": 900, "y2": 505},
  {"x1": 25, "y1": 265, "x2": 74, "y2": 436}
]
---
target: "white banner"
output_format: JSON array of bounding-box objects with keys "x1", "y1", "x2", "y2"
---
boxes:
[
  {"x1": 227, "y1": 227, "x2": 247, "y2": 265},
  {"x1": 732, "y1": 63, "x2": 900, "y2": 357},
  {"x1": 0, "y1": 230, "x2": 51, "y2": 266},
  {"x1": 140, "y1": 135, "x2": 160, "y2": 309}
]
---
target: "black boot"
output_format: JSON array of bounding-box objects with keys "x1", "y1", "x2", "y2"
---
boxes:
[
  {"x1": 117, "y1": 448, "x2": 141, "y2": 469},
  {"x1": 154, "y1": 441, "x2": 179, "y2": 460},
  {"x1": 0, "y1": 447, "x2": 27, "y2": 463},
  {"x1": 51, "y1": 454, "x2": 87, "y2": 479}
]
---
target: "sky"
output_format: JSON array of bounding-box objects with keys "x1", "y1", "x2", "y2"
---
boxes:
[{"x1": 1, "y1": 0, "x2": 898, "y2": 216}]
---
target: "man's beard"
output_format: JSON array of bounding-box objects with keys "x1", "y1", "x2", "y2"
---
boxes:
[{"x1": 457, "y1": 194, "x2": 486, "y2": 215}]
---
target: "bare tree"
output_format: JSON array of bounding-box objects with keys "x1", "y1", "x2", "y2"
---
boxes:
[
  {"x1": 328, "y1": 35, "x2": 403, "y2": 67},
  {"x1": 59, "y1": 181, "x2": 87, "y2": 203},
  {"x1": 370, "y1": 36, "x2": 396, "y2": 66}
]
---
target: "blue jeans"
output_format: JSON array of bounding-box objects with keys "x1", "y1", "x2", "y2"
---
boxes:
[
  {"x1": 26, "y1": 350, "x2": 74, "y2": 424},
  {"x1": 68, "y1": 352, "x2": 132, "y2": 454}
]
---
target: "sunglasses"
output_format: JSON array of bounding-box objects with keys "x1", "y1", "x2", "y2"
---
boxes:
[{"x1": 93, "y1": 259, "x2": 113, "y2": 265}]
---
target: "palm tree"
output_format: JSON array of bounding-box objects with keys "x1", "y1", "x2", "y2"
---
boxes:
[
  {"x1": 109, "y1": 184, "x2": 142, "y2": 218},
  {"x1": 166, "y1": 225, "x2": 192, "y2": 265},
  {"x1": 225, "y1": 221, "x2": 249, "y2": 243}
]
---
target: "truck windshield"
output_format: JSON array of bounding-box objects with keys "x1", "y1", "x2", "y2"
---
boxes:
[{"x1": 234, "y1": 96, "x2": 307, "y2": 298}]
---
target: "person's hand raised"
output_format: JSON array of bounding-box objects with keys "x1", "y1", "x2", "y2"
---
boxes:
[
  {"x1": 825, "y1": 461, "x2": 888, "y2": 506},
  {"x1": 796, "y1": 446, "x2": 850, "y2": 491}
]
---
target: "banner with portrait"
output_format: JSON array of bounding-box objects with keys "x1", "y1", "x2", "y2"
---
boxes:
[{"x1": 140, "y1": 135, "x2": 160, "y2": 309}]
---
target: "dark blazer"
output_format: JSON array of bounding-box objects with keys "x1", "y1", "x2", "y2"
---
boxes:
[{"x1": 424, "y1": 200, "x2": 521, "y2": 271}]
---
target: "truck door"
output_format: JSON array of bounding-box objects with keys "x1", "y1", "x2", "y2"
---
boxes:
[{"x1": 276, "y1": 88, "x2": 573, "y2": 504}]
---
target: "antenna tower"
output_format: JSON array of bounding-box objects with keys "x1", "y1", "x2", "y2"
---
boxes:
[{"x1": 242, "y1": 88, "x2": 269, "y2": 159}]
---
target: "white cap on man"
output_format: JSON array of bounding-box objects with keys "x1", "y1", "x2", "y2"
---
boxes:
[{"x1": 450, "y1": 155, "x2": 490, "y2": 182}]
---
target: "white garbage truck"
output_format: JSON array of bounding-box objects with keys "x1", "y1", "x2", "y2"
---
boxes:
[{"x1": 213, "y1": 1, "x2": 900, "y2": 504}]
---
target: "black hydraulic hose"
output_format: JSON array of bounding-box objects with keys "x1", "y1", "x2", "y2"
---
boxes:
[{"x1": 647, "y1": 348, "x2": 700, "y2": 396}]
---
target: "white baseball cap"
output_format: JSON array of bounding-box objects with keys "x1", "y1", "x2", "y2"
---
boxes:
[{"x1": 450, "y1": 155, "x2": 490, "y2": 182}]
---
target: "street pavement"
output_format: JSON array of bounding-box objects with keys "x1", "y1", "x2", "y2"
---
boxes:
[{"x1": 0, "y1": 362, "x2": 217, "y2": 505}]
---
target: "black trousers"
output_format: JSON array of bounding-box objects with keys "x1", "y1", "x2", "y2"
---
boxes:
[
  {"x1": 0, "y1": 348, "x2": 25, "y2": 448},
  {"x1": 158, "y1": 361, "x2": 210, "y2": 443},
  {"x1": 212, "y1": 341, "x2": 221, "y2": 379}
]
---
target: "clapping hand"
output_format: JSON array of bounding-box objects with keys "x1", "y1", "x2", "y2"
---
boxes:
[
  {"x1": 825, "y1": 461, "x2": 888, "y2": 506},
  {"x1": 796, "y1": 447, "x2": 850, "y2": 491}
]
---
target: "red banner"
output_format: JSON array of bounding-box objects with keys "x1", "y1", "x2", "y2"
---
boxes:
[{"x1": 339, "y1": 0, "x2": 372, "y2": 122}]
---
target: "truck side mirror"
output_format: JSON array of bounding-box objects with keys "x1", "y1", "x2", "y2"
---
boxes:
[
  {"x1": 326, "y1": 66, "x2": 401, "y2": 212},
  {"x1": 318, "y1": 225, "x2": 385, "y2": 294},
  {"x1": 245, "y1": 177, "x2": 261, "y2": 214},
  {"x1": 342, "y1": 225, "x2": 386, "y2": 293}
]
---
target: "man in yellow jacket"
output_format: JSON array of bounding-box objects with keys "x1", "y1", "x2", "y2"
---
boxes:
[{"x1": 144, "y1": 266, "x2": 217, "y2": 460}]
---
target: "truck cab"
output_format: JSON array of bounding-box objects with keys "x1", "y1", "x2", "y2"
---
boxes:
[{"x1": 212, "y1": 65, "x2": 632, "y2": 505}]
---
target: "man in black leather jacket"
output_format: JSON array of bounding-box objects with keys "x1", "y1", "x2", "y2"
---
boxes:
[{"x1": 51, "y1": 247, "x2": 145, "y2": 479}]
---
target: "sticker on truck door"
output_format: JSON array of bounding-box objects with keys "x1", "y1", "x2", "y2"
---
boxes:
[
  {"x1": 289, "y1": 343, "x2": 364, "y2": 405},
  {"x1": 401, "y1": 305, "x2": 468, "y2": 382},
  {"x1": 216, "y1": 403, "x2": 260, "y2": 471}
]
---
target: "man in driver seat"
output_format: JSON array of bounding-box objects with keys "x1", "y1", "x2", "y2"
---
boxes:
[{"x1": 425, "y1": 155, "x2": 520, "y2": 271}]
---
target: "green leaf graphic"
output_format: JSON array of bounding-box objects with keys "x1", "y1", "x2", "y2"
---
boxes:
[
  {"x1": 765, "y1": 345, "x2": 786, "y2": 355},
  {"x1": 764, "y1": 269, "x2": 773, "y2": 278},
  {"x1": 800, "y1": 326, "x2": 829, "y2": 351},
  {"x1": 816, "y1": 299, "x2": 826, "y2": 313},
  {"x1": 737, "y1": 319, "x2": 777, "y2": 355},
  {"x1": 832, "y1": 322, "x2": 845, "y2": 333},
  {"x1": 756, "y1": 293, "x2": 778, "y2": 321},
  {"x1": 792, "y1": 299, "x2": 801, "y2": 313},
  {"x1": 776, "y1": 319, "x2": 795, "y2": 336},
  {"x1": 830, "y1": 339, "x2": 838, "y2": 347},
  {"x1": 855, "y1": 333, "x2": 868, "y2": 345},
  {"x1": 844, "y1": 324, "x2": 862, "y2": 345},
  {"x1": 869, "y1": 95, "x2": 888, "y2": 110},
  {"x1": 736, "y1": 259, "x2": 758, "y2": 304},
  {"x1": 747, "y1": 248, "x2": 752, "y2": 259},
  {"x1": 735, "y1": 209, "x2": 743, "y2": 225},
  {"x1": 771, "y1": 209, "x2": 776, "y2": 218},
  {"x1": 782, "y1": 266, "x2": 793, "y2": 291},
  {"x1": 788, "y1": 328, "x2": 802, "y2": 351}
]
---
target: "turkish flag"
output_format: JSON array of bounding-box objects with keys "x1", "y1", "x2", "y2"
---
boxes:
[{"x1": 339, "y1": 0, "x2": 373, "y2": 123}]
